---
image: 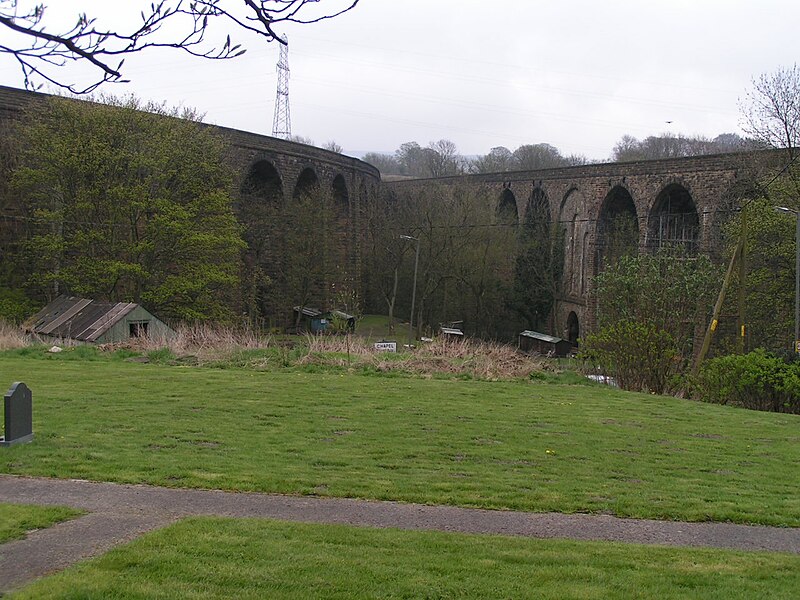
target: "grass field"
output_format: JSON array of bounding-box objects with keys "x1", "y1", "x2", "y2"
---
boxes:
[
  {"x1": 1, "y1": 352, "x2": 798, "y2": 526},
  {"x1": 11, "y1": 517, "x2": 800, "y2": 599},
  {"x1": 0, "y1": 503, "x2": 83, "y2": 544}
]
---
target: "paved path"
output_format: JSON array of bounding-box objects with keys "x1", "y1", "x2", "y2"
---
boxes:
[{"x1": 2, "y1": 475, "x2": 800, "y2": 592}]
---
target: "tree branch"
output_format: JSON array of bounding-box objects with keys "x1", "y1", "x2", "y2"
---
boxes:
[{"x1": 0, "y1": 0, "x2": 360, "y2": 93}]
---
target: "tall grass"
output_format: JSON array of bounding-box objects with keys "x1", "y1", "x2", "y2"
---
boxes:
[
  {"x1": 303, "y1": 335, "x2": 547, "y2": 380},
  {"x1": 0, "y1": 319, "x2": 29, "y2": 350},
  {"x1": 2, "y1": 318, "x2": 548, "y2": 381},
  {"x1": 102, "y1": 323, "x2": 272, "y2": 360}
]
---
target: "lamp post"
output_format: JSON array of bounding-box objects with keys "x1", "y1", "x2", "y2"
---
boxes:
[
  {"x1": 774, "y1": 206, "x2": 800, "y2": 353},
  {"x1": 400, "y1": 234, "x2": 420, "y2": 348}
]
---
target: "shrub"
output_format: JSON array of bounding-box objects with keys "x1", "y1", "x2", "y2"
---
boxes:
[
  {"x1": 693, "y1": 349, "x2": 800, "y2": 414},
  {"x1": 580, "y1": 320, "x2": 680, "y2": 394},
  {"x1": 0, "y1": 288, "x2": 37, "y2": 324}
]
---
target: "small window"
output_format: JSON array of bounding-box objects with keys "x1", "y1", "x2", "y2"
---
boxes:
[{"x1": 129, "y1": 321, "x2": 149, "y2": 338}]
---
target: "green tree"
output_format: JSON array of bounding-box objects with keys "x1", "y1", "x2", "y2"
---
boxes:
[
  {"x1": 722, "y1": 198, "x2": 797, "y2": 353},
  {"x1": 582, "y1": 252, "x2": 719, "y2": 392},
  {"x1": 509, "y1": 189, "x2": 563, "y2": 330},
  {"x1": 10, "y1": 94, "x2": 244, "y2": 322}
]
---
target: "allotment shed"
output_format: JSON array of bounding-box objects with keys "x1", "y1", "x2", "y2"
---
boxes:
[
  {"x1": 25, "y1": 295, "x2": 174, "y2": 343},
  {"x1": 518, "y1": 330, "x2": 574, "y2": 357}
]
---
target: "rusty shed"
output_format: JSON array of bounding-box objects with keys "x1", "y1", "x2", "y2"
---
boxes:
[
  {"x1": 25, "y1": 296, "x2": 174, "y2": 343},
  {"x1": 518, "y1": 330, "x2": 574, "y2": 357}
]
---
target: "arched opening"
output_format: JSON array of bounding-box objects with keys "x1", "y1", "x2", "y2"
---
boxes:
[
  {"x1": 240, "y1": 160, "x2": 284, "y2": 204},
  {"x1": 647, "y1": 183, "x2": 699, "y2": 254},
  {"x1": 293, "y1": 167, "x2": 320, "y2": 200},
  {"x1": 512, "y1": 187, "x2": 560, "y2": 330},
  {"x1": 238, "y1": 160, "x2": 285, "y2": 328},
  {"x1": 567, "y1": 311, "x2": 580, "y2": 345},
  {"x1": 332, "y1": 174, "x2": 349, "y2": 219},
  {"x1": 497, "y1": 188, "x2": 519, "y2": 225},
  {"x1": 597, "y1": 186, "x2": 639, "y2": 270},
  {"x1": 524, "y1": 187, "x2": 551, "y2": 230},
  {"x1": 331, "y1": 174, "x2": 352, "y2": 293}
]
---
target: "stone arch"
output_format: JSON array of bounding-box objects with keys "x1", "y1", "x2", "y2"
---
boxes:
[
  {"x1": 646, "y1": 183, "x2": 699, "y2": 254},
  {"x1": 332, "y1": 174, "x2": 350, "y2": 217},
  {"x1": 497, "y1": 187, "x2": 519, "y2": 225},
  {"x1": 240, "y1": 159, "x2": 284, "y2": 204},
  {"x1": 238, "y1": 159, "x2": 286, "y2": 327},
  {"x1": 523, "y1": 186, "x2": 551, "y2": 229},
  {"x1": 293, "y1": 167, "x2": 320, "y2": 200},
  {"x1": 331, "y1": 174, "x2": 352, "y2": 288},
  {"x1": 567, "y1": 311, "x2": 580, "y2": 345},
  {"x1": 597, "y1": 185, "x2": 639, "y2": 270}
]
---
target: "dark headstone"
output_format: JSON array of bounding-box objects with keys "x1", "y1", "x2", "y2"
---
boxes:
[{"x1": 1, "y1": 382, "x2": 33, "y2": 446}]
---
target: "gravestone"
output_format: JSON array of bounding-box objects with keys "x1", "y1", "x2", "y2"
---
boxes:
[{"x1": 1, "y1": 382, "x2": 33, "y2": 446}]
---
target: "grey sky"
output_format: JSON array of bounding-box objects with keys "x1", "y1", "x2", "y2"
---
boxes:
[{"x1": 0, "y1": 1, "x2": 796, "y2": 160}]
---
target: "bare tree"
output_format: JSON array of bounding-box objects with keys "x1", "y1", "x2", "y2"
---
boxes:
[
  {"x1": 0, "y1": 0, "x2": 360, "y2": 94},
  {"x1": 323, "y1": 140, "x2": 343, "y2": 153},
  {"x1": 740, "y1": 64, "x2": 800, "y2": 159}
]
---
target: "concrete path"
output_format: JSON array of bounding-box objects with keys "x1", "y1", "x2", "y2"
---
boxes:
[{"x1": 2, "y1": 474, "x2": 800, "y2": 592}]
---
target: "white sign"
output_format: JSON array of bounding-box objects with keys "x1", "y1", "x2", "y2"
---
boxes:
[{"x1": 374, "y1": 341, "x2": 397, "y2": 353}]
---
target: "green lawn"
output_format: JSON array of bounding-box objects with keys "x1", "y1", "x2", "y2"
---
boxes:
[
  {"x1": 10, "y1": 517, "x2": 800, "y2": 599},
  {"x1": 1, "y1": 353, "x2": 799, "y2": 525},
  {"x1": 354, "y1": 313, "x2": 403, "y2": 341},
  {"x1": 0, "y1": 503, "x2": 83, "y2": 544}
]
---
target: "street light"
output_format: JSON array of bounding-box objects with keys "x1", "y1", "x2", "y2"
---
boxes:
[
  {"x1": 774, "y1": 206, "x2": 800, "y2": 353},
  {"x1": 400, "y1": 234, "x2": 420, "y2": 348}
]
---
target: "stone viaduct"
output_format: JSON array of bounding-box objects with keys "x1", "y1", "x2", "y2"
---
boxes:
[
  {"x1": 385, "y1": 154, "x2": 751, "y2": 342},
  {"x1": 1, "y1": 85, "x2": 755, "y2": 338}
]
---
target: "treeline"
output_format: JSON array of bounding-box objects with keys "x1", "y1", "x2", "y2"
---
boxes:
[
  {"x1": 363, "y1": 141, "x2": 588, "y2": 178},
  {"x1": 363, "y1": 132, "x2": 753, "y2": 178}
]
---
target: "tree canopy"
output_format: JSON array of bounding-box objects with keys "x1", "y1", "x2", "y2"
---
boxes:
[
  {"x1": 0, "y1": 0, "x2": 360, "y2": 93},
  {"x1": 9, "y1": 94, "x2": 245, "y2": 321}
]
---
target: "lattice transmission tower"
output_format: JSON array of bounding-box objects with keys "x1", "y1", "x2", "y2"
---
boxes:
[{"x1": 271, "y1": 36, "x2": 291, "y2": 139}]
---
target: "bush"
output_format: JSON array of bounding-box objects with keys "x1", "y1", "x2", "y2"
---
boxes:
[
  {"x1": 580, "y1": 320, "x2": 680, "y2": 394},
  {"x1": 693, "y1": 349, "x2": 800, "y2": 414},
  {"x1": 0, "y1": 288, "x2": 37, "y2": 324}
]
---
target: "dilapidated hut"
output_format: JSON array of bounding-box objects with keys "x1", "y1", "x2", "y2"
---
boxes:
[
  {"x1": 25, "y1": 296, "x2": 174, "y2": 343},
  {"x1": 518, "y1": 330, "x2": 574, "y2": 357}
]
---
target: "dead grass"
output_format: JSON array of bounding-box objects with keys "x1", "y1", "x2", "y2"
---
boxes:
[
  {"x1": 302, "y1": 335, "x2": 547, "y2": 380},
  {"x1": 2, "y1": 318, "x2": 546, "y2": 381},
  {"x1": 0, "y1": 319, "x2": 29, "y2": 350},
  {"x1": 102, "y1": 323, "x2": 271, "y2": 360}
]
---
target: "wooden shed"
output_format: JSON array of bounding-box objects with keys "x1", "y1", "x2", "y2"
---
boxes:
[
  {"x1": 518, "y1": 330, "x2": 574, "y2": 357},
  {"x1": 25, "y1": 296, "x2": 174, "y2": 343},
  {"x1": 292, "y1": 306, "x2": 355, "y2": 334}
]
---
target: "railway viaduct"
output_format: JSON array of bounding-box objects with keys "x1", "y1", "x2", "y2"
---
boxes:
[
  {"x1": 385, "y1": 154, "x2": 752, "y2": 341},
  {"x1": 1, "y1": 85, "x2": 756, "y2": 338}
]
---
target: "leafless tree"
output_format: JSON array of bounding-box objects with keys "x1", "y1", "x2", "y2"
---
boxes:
[
  {"x1": 0, "y1": 0, "x2": 359, "y2": 94},
  {"x1": 740, "y1": 64, "x2": 800, "y2": 157}
]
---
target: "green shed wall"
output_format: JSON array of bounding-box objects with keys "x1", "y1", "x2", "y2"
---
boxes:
[{"x1": 94, "y1": 306, "x2": 175, "y2": 343}]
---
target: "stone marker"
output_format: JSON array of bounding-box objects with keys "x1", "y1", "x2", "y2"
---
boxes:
[{"x1": 1, "y1": 382, "x2": 33, "y2": 446}]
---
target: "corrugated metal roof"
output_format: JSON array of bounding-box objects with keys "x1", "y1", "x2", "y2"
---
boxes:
[
  {"x1": 26, "y1": 296, "x2": 139, "y2": 341},
  {"x1": 440, "y1": 327, "x2": 464, "y2": 336},
  {"x1": 293, "y1": 306, "x2": 322, "y2": 318},
  {"x1": 519, "y1": 330, "x2": 564, "y2": 344}
]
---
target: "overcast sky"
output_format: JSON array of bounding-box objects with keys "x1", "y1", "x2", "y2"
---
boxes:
[{"x1": 0, "y1": 1, "x2": 797, "y2": 160}]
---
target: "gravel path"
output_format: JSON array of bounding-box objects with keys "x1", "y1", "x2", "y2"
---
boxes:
[{"x1": 2, "y1": 474, "x2": 799, "y2": 592}]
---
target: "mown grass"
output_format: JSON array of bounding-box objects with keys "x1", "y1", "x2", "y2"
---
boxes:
[
  {"x1": 0, "y1": 503, "x2": 83, "y2": 544},
  {"x1": 1, "y1": 354, "x2": 799, "y2": 525},
  {"x1": 11, "y1": 517, "x2": 800, "y2": 599}
]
